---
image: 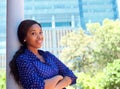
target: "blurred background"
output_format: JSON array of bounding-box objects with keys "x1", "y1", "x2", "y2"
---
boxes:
[{"x1": 1, "y1": 0, "x2": 120, "y2": 89}]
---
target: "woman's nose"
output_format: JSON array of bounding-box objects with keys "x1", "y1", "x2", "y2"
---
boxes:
[{"x1": 37, "y1": 34, "x2": 42, "y2": 39}]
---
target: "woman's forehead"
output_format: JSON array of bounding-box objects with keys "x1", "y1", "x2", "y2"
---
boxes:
[{"x1": 29, "y1": 24, "x2": 42, "y2": 31}]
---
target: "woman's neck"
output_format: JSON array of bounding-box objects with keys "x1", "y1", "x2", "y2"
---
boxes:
[
  {"x1": 27, "y1": 46, "x2": 45, "y2": 63},
  {"x1": 27, "y1": 46, "x2": 39, "y2": 55}
]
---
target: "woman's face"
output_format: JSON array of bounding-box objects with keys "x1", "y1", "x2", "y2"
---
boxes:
[{"x1": 24, "y1": 24, "x2": 44, "y2": 49}]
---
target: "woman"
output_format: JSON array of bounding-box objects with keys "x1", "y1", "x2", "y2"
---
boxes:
[{"x1": 9, "y1": 19, "x2": 77, "y2": 89}]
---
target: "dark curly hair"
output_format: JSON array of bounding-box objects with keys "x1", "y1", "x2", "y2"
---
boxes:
[{"x1": 9, "y1": 19, "x2": 41, "y2": 85}]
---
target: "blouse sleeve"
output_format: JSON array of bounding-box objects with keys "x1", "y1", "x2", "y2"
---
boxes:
[
  {"x1": 16, "y1": 56, "x2": 45, "y2": 89},
  {"x1": 46, "y1": 51, "x2": 77, "y2": 85}
]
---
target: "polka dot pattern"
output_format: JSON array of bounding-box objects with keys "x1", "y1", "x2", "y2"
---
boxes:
[{"x1": 16, "y1": 48, "x2": 77, "y2": 89}]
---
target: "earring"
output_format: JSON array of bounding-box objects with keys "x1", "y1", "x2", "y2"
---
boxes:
[{"x1": 24, "y1": 40, "x2": 26, "y2": 42}]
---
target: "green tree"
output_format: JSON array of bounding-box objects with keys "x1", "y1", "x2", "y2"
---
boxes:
[
  {"x1": 0, "y1": 70, "x2": 6, "y2": 89},
  {"x1": 87, "y1": 19, "x2": 120, "y2": 70},
  {"x1": 60, "y1": 19, "x2": 120, "y2": 74},
  {"x1": 75, "y1": 59, "x2": 120, "y2": 89},
  {"x1": 60, "y1": 29, "x2": 93, "y2": 72},
  {"x1": 100, "y1": 59, "x2": 120, "y2": 89}
]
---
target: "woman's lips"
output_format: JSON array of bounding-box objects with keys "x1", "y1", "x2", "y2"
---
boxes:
[{"x1": 36, "y1": 40, "x2": 43, "y2": 44}]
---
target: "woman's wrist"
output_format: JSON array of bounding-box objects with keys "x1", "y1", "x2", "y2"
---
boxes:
[
  {"x1": 55, "y1": 76, "x2": 72, "y2": 89},
  {"x1": 44, "y1": 75, "x2": 63, "y2": 89},
  {"x1": 64, "y1": 76, "x2": 72, "y2": 86}
]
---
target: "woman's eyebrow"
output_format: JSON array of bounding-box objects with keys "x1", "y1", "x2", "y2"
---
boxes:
[
  {"x1": 29, "y1": 30, "x2": 36, "y2": 33},
  {"x1": 30, "y1": 29, "x2": 42, "y2": 32}
]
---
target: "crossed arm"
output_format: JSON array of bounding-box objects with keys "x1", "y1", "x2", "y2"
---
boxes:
[{"x1": 44, "y1": 75, "x2": 72, "y2": 89}]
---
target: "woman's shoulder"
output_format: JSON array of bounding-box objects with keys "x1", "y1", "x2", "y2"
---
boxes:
[
  {"x1": 16, "y1": 53, "x2": 28, "y2": 61},
  {"x1": 38, "y1": 50, "x2": 53, "y2": 56},
  {"x1": 39, "y1": 50, "x2": 55, "y2": 57},
  {"x1": 16, "y1": 49, "x2": 32, "y2": 61}
]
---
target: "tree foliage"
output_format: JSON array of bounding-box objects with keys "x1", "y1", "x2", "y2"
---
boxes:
[
  {"x1": 0, "y1": 70, "x2": 6, "y2": 89},
  {"x1": 60, "y1": 19, "x2": 120, "y2": 89},
  {"x1": 76, "y1": 59, "x2": 120, "y2": 89},
  {"x1": 101, "y1": 59, "x2": 120, "y2": 89},
  {"x1": 60, "y1": 19, "x2": 120, "y2": 74},
  {"x1": 60, "y1": 29, "x2": 93, "y2": 72},
  {"x1": 87, "y1": 19, "x2": 120, "y2": 69}
]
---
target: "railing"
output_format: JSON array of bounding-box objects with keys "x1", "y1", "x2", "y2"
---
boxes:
[
  {"x1": 0, "y1": 28, "x2": 79, "y2": 69},
  {"x1": 0, "y1": 35, "x2": 6, "y2": 69},
  {"x1": 0, "y1": 54, "x2": 6, "y2": 69},
  {"x1": 42, "y1": 29, "x2": 75, "y2": 57}
]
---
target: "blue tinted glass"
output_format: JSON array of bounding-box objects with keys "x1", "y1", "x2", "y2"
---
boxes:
[
  {"x1": 55, "y1": 22, "x2": 71, "y2": 27},
  {"x1": 41, "y1": 22, "x2": 52, "y2": 27}
]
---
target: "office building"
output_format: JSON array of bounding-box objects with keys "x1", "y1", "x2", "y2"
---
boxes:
[
  {"x1": 0, "y1": 0, "x2": 6, "y2": 55},
  {"x1": 79, "y1": 0, "x2": 119, "y2": 29},
  {"x1": 0, "y1": 0, "x2": 6, "y2": 69},
  {"x1": 24, "y1": 0, "x2": 80, "y2": 28},
  {"x1": 24, "y1": 0, "x2": 119, "y2": 29}
]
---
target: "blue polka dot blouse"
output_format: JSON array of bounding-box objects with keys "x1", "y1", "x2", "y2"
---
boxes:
[{"x1": 16, "y1": 48, "x2": 77, "y2": 89}]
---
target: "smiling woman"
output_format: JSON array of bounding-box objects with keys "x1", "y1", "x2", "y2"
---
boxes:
[
  {"x1": 24, "y1": 24, "x2": 44, "y2": 51},
  {"x1": 9, "y1": 19, "x2": 77, "y2": 89}
]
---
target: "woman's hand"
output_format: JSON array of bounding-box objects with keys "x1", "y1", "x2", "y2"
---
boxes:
[
  {"x1": 44, "y1": 75, "x2": 63, "y2": 89},
  {"x1": 55, "y1": 75, "x2": 63, "y2": 81},
  {"x1": 54, "y1": 76, "x2": 72, "y2": 89}
]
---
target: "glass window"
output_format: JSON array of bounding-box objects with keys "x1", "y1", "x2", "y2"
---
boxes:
[
  {"x1": 41, "y1": 22, "x2": 52, "y2": 27},
  {"x1": 55, "y1": 22, "x2": 71, "y2": 27},
  {"x1": 0, "y1": 0, "x2": 6, "y2": 69}
]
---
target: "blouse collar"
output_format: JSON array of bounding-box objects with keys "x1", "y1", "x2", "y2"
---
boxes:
[{"x1": 24, "y1": 48, "x2": 47, "y2": 60}]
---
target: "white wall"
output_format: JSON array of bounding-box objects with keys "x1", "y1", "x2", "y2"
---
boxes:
[{"x1": 7, "y1": 0, "x2": 24, "y2": 89}]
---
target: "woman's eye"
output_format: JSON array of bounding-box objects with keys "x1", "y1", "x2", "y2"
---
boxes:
[
  {"x1": 31, "y1": 32, "x2": 35, "y2": 35},
  {"x1": 39, "y1": 32, "x2": 43, "y2": 34}
]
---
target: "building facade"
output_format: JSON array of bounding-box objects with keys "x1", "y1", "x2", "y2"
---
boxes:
[
  {"x1": 24, "y1": 0, "x2": 80, "y2": 28},
  {"x1": 24, "y1": 0, "x2": 119, "y2": 29},
  {"x1": 0, "y1": 0, "x2": 6, "y2": 69},
  {"x1": 0, "y1": 0, "x2": 6, "y2": 33},
  {"x1": 79, "y1": 0, "x2": 119, "y2": 29},
  {"x1": 0, "y1": 0, "x2": 6, "y2": 55}
]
